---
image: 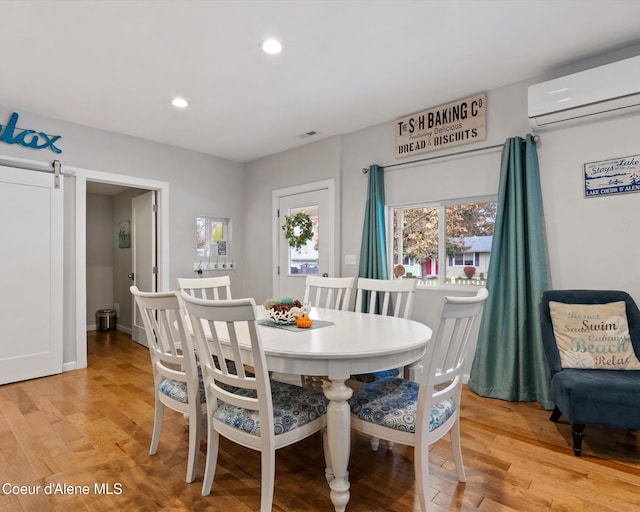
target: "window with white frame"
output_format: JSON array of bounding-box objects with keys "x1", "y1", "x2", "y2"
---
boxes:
[
  {"x1": 449, "y1": 252, "x2": 480, "y2": 267},
  {"x1": 196, "y1": 216, "x2": 231, "y2": 258},
  {"x1": 390, "y1": 197, "x2": 496, "y2": 286}
]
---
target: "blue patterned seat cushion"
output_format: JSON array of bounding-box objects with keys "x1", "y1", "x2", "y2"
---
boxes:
[
  {"x1": 159, "y1": 373, "x2": 206, "y2": 404},
  {"x1": 349, "y1": 377, "x2": 456, "y2": 433},
  {"x1": 349, "y1": 368, "x2": 402, "y2": 384},
  {"x1": 159, "y1": 357, "x2": 247, "y2": 405},
  {"x1": 159, "y1": 358, "x2": 208, "y2": 404},
  {"x1": 213, "y1": 381, "x2": 328, "y2": 436}
]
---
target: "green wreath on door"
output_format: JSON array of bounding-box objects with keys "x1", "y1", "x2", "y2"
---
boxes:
[{"x1": 282, "y1": 212, "x2": 314, "y2": 251}]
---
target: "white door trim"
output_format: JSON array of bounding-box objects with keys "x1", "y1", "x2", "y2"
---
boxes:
[
  {"x1": 272, "y1": 179, "x2": 336, "y2": 297},
  {"x1": 72, "y1": 166, "x2": 170, "y2": 370}
]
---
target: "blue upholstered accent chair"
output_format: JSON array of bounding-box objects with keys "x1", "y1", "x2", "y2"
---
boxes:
[{"x1": 540, "y1": 289, "x2": 640, "y2": 456}]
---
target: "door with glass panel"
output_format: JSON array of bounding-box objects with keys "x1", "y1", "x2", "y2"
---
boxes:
[{"x1": 276, "y1": 186, "x2": 334, "y2": 300}]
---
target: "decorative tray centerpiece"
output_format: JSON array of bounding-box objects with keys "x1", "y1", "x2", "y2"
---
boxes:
[{"x1": 263, "y1": 297, "x2": 309, "y2": 325}]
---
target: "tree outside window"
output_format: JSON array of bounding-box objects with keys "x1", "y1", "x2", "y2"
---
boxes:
[{"x1": 391, "y1": 199, "x2": 496, "y2": 286}]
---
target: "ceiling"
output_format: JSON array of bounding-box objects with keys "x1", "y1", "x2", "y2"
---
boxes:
[{"x1": 3, "y1": 1, "x2": 640, "y2": 163}]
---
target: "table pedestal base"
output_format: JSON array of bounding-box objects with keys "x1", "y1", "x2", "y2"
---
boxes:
[{"x1": 324, "y1": 379, "x2": 353, "y2": 512}]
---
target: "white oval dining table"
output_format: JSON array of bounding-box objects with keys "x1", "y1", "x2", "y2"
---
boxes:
[{"x1": 225, "y1": 306, "x2": 434, "y2": 512}]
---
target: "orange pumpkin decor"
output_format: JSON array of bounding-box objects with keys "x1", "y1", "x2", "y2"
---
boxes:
[{"x1": 296, "y1": 315, "x2": 313, "y2": 328}]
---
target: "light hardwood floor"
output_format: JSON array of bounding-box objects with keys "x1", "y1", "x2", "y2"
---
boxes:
[{"x1": 1, "y1": 330, "x2": 639, "y2": 511}]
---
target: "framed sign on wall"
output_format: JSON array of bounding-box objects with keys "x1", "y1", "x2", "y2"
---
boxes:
[
  {"x1": 584, "y1": 154, "x2": 640, "y2": 197},
  {"x1": 395, "y1": 93, "x2": 486, "y2": 158}
]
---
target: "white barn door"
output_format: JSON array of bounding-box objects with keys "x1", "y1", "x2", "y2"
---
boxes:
[{"x1": 0, "y1": 165, "x2": 63, "y2": 385}]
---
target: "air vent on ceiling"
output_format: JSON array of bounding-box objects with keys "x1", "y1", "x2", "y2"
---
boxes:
[{"x1": 297, "y1": 131, "x2": 317, "y2": 139}]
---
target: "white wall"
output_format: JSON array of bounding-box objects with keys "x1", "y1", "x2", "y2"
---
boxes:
[
  {"x1": 86, "y1": 193, "x2": 114, "y2": 328},
  {"x1": 244, "y1": 136, "x2": 342, "y2": 303},
  {"x1": 244, "y1": 82, "x2": 529, "y2": 333},
  {"x1": 3, "y1": 45, "x2": 640, "y2": 376},
  {"x1": 244, "y1": 54, "x2": 640, "y2": 374},
  {"x1": 538, "y1": 112, "x2": 640, "y2": 297},
  {"x1": 0, "y1": 105, "x2": 245, "y2": 369}
]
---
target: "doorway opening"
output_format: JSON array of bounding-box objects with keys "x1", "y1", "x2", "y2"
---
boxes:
[
  {"x1": 85, "y1": 182, "x2": 153, "y2": 346},
  {"x1": 73, "y1": 168, "x2": 169, "y2": 369}
]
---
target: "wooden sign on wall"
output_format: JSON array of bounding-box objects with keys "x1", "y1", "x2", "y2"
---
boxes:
[{"x1": 395, "y1": 93, "x2": 486, "y2": 158}]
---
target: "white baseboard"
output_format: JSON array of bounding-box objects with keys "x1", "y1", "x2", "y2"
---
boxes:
[
  {"x1": 63, "y1": 361, "x2": 78, "y2": 372},
  {"x1": 86, "y1": 325, "x2": 132, "y2": 334}
]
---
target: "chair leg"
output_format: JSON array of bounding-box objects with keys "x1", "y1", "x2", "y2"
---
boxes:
[
  {"x1": 185, "y1": 407, "x2": 201, "y2": 483},
  {"x1": 414, "y1": 440, "x2": 431, "y2": 512},
  {"x1": 201, "y1": 418, "x2": 219, "y2": 496},
  {"x1": 571, "y1": 424, "x2": 586, "y2": 457},
  {"x1": 149, "y1": 397, "x2": 164, "y2": 455},
  {"x1": 550, "y1": 406, "x2": 562, "y2": 422},
  {"x1": 261, "y1": 449, "x2": 275, "y2": 512},
  {"x1": 450, "y1": 418, "x2": 466, "y2": 482}
]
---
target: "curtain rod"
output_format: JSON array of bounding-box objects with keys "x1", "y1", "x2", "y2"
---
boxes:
[{"x1": 361, "y1": 135, "x2": 541, "y2": 173}]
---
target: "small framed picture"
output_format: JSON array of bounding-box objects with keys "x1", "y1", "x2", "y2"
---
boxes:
[
  {"x1": 118, "y1": 220, "x2": 131, "y2": 248},
  {"x1": 217, "y1": 240, "x2": 227, "y2": 256}
]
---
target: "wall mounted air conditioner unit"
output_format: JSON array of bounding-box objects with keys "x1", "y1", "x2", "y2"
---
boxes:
[{"x1": 528, "y1": 55, "x2": 640, "y2": 129}]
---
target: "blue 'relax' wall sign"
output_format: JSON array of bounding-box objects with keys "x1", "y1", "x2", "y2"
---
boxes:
[{"x1": 0, "y1": 112, "x2": 62, "y2": 154}]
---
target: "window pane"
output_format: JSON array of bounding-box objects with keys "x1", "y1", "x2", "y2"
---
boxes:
[
  {"x1": 392, "y1": 206, "x2": 439, "y2": 284},
  {"x1": 445, "y1": 202, "x2": 495, "y2": 285},
  {"x1": 288, "y1": 206, "x2": 319, "y2": 276},
  {"x1": 196, "y1": 216, "x2": 229, "y2": 258}
]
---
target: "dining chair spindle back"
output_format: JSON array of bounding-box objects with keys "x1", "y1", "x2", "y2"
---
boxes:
[
  {"x1": 350, "y1": 277, "x2": 418, "y2": 388},
  {"x1": 130, "y1": 286, "x2": 204, "y2": 483},
  {"x1": 349, "y1": 287, "x2": 488, "y2": 512},
  {"x1": 181, "y1": 294, "x2": 329, "y2": 510},
  {"x1": 303, "y1": 275, "x2": 354, "y2": 311},
  {"x1": 177, "y1": 275, "x2": 232, "y2": 300}
]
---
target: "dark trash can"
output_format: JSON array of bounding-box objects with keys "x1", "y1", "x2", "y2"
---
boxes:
[{"x1": 96, "y1": 309, "x2": 117, "y2": 331}]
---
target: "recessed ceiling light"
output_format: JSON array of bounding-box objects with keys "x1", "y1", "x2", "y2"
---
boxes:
[
  {"x1": 171, "y1": 97, "x2": 189, "y2": 108},
  {"x1": 261, "y1": 39, "x2": 282, "y2": 55}
]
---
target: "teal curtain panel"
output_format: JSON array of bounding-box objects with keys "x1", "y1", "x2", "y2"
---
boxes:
[
  {"x1": 468, "y1": 135, "x2": 553, "y2": 410},
  {"x1": 358, "y1": 164, "x2": 388, "y2": 312}
]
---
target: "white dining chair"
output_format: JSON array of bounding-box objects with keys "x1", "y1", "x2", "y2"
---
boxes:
[
  {"x1": 354, "y1": 276, "x2": 416, "y2": 319},
  {"x1": 303, "y1": 275, "x2": 354, "y2": 311},
  {"x1": 297, "y1": 276, "x2": 355, "y2": 390},
  {"x1": 181, "y1": 294, "x2": 329, "y2": 509},
  {"x1": 177, "y1": 275, "x2": 240, "y2": 373},
  {"x1": 130, "y1": 286, "x2": 204, "y2": 483},
  {"x1": 349, "y1": 277, "x2": 418, "y2": 388},
  {"x1": 176, "y1": 275, "x2": 232, "y2": 300},
  {"x1": 349, "y1": 287, "x2": 488, "y2": 512}
]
